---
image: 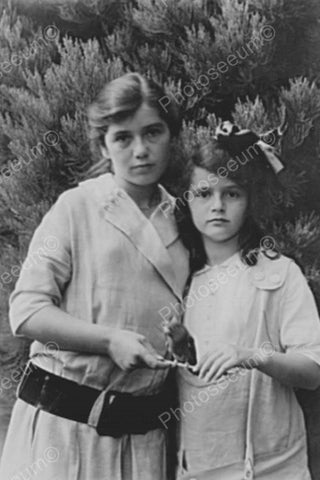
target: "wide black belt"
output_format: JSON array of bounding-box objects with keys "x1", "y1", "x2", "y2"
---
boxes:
[{"x1": 17, "y1": 363, "x2": 174, "y2": 437}]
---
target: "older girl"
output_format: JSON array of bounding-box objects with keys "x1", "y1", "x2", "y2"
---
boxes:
[
  {"x1": 175, "y1": 123, "x2": 320, "y2": 479},
  {"x1": 0, "y1": 73, "x2": 188, "y2": 480}
]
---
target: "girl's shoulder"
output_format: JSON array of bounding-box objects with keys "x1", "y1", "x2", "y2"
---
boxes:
[
  {"x1": 54, "y1": 173, "x2": 115, "y2": 210},
  {"x1": 248, "y1": 253, "x2": 298, "y2": 291}
]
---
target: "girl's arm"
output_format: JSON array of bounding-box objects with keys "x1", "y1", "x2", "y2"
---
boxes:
[
  {"x1": 18, "y1": 305, "x2": 171, "y2": 371},
  {"x1": 195, "y1": 344, "x2": 320, "y2": 390},
  {"x1": 10, "y1": 193, "x2": 169, "y2": 372},
  {"x1": 196, "y1": 261, "x2": 320, "y2": 389},
  {"x1": 256, "y1": 349, "x2": 320, "y2": 390}
]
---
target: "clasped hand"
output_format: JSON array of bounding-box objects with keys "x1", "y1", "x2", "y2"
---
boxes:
[
  {"x1": 108, "y1": 329, "x2": 171, "y2": 371},
  {"x1": 192, "y1": 343, "x2": 261, "y2": 383}
]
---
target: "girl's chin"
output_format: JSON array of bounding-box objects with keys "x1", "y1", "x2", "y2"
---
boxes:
[
  {"x1": 203, "y1": 230, "x2": 237, "y2": 243},
  {"x1": 129, "y1": 169, "x2": 166, "y2": 184},
  {"x1": 116, "y1": 174, "x2": 161, "y2": 187},
  {"x1": 206, "y1": 236, "x2": 231, "y2": 243}
]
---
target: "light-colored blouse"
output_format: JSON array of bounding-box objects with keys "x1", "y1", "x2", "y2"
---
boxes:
[
  {"x1": 9, "y1": 172, "x2": 189, "y2": 418},
  {"x1": 177, "y1": 252, "x2": 320, "y2": 480},
  {"x1": 1, "y1": 173, "x2": 189, "y2": 480}
]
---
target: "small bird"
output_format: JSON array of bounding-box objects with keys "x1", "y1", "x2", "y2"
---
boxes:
[{"x1": 162, "y1": 317, "x2": 197, "y2": 366}]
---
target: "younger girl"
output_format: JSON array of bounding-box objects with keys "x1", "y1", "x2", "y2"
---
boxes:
[
  {"x1": 175, "y1": 122, "x2": 320, "y2": 479},
  {"x1": 0, "y1": 73, "x2": 189, "y2": 480}
]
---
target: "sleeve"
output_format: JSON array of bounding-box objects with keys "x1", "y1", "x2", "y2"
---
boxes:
[
  {"x1": 9, "y1": 192, "x2": 73, "y2": 336},
  {"x1": 279, "y1": 260, "x2": 320, "y2": 366}
]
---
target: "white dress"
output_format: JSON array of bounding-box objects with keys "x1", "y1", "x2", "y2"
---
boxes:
[
  {"x1": 0, "y1": 174, "x2": 189, "y2": 480},
  {"x1": 176, "y1": 252, "x2": 320, "y2": 480}
]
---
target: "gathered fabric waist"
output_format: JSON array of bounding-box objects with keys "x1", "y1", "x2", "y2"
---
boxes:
[{"x1": 29, "y1": 346, "x2": 169, "y2": 395}]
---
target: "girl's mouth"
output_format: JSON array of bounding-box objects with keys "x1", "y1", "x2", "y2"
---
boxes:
[
  {"x1": 208, "y1": 218, "x2": 229, "y2": 224},
  {"x1": 132, "y1": 164, "x2": 154, "y2": 171}
]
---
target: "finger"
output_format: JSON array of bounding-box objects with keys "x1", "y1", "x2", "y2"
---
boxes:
[
  {"x1": 198, "y1": 353, "x2": 223, "y2": 378},
  {"x1": 200, "y1": 359, "x2": 220, "y2": 381},
  {"x1": 139, "y1": 349, "x2": 171, "y2": 369},
  {"x1": 195, "y1": 352, "x2": 211, "y2": 371},
  {"x1": 213, "y1": 359, "x2": 238, "y2": 381},
  {"x1": 145, "y1": 347, "x2": 172, "y2": 369},
  {"x1": 200, "y1": 353, "x2": 231, "y2": 381},
  {"x1": 140, "y1": 352, "x2": 158, "y2": 368},
  {"x1": 194, "y1": 354, "x2": 213, "y2": 373},
  {"x1": 154, "y1": 359, "x2": 173, "y2": 369},
  {"x1": 151, "y1": 352, "x2": 173, "y2": 368},
  {"x1": 197, "y1": 349, "x2": 224, "y2": 371},
  {"x1": 204, "y1": 358, "x2": 233, "y2": 383},
  {"x1": 201, "y1": 357, "x2": 224, "y2": 381},
  {"x1": 166, "y1": 358, "x2": 178, "y2": 367}
]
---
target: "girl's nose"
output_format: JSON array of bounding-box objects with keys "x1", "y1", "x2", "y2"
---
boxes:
[
  {"x1": 133, "y1": 136, "x2": 148, "y2": 158},
  {"x1": 211, "y1": 193, "x2": 224, "y2": 211}
]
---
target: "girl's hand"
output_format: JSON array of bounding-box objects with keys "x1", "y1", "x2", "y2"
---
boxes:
[
  {"x1": 108, "y1": 329, "x2": 172, "y2": 371},
  {"x1": 193, "y1": 343, "x2": 259, "y2": 383}
]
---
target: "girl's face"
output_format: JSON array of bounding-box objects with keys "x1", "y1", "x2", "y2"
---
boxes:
[
  {"x1": 188, "y1": 166, "x2": 248, "y2": 244},
  {"x1": 103, "y1": 103, "x2": 171, "y2": 188}
]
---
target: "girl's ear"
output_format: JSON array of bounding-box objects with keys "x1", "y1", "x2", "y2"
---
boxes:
[
  {"x1": 101, "y1": 132, "x2": 110, "y2": 160},
  {"x1": 101, "y1": 145, "x2": 109, "y2": 160},
  {"x1": 96, "y1": 134, "x2": 113, "y2": 173},
  {"x1": 100, "y1": 143, "x2": 114, "y2": 174}
]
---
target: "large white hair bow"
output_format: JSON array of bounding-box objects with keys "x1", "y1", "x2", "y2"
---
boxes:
[{"x1": 215, "y1": 121, "x2": 285, "y2": 174}]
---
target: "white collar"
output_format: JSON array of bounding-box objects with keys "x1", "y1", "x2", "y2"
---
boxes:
[{"x1": 194, "y1": 251, "x2": 243, "y2": 277}]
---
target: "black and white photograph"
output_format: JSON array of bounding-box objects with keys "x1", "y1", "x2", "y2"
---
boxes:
[{"x1": 0, "y1": 1, "x2": 320, "y2": 479}]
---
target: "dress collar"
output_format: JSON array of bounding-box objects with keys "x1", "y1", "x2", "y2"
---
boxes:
[
  {"x1": 78, "y1": 173, "x2": 182, "y2": 300},
  {"x1": 79, "y1": 172, "x2": 175, "y2": 213},
  {"x1": 194, "y1": 251, "x2": 243, "y2": 277}
]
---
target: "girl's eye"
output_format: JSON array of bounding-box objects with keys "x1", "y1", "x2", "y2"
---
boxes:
[
  {"x1": 226, "y1": 190, "x2": 241, "y2": 199},
  {"x1": 146, "y1": 128, "x2": 162, "y2": 139},
  {"x1": 201, "y1": 191, "x2": 210, "y2": 198},
  {"x1": 195, "y1": 190, "x2": 210, "y2": 198},
  {"x1": 115, "y1": 134, "x2": 131, "y2": 144}
]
